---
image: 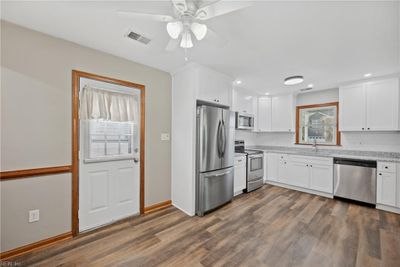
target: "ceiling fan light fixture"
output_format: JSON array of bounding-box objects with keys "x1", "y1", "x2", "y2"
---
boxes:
[
  {"x1": 190, "y1": 22, "x2": 207, "y2": 40},
  {"x1": 284, "y1": 75, "x2": 304, "y2": 85},
  {"x1": 180, "y1": 31, "x2": 193, "y2": 48},
  {"x1": 166, "y1": 21, "x2": 183, "y2": 39}
]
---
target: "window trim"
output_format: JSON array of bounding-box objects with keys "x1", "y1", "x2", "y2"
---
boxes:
[{"x1": 295, "y1": 101, "x2": 341, "y2": 146}]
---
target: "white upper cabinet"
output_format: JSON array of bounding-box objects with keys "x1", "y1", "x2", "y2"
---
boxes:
[
  {"x1": 255, "y1": 94, "x2": 294, "y2": 132},
  {"x1": 257, "y1": 97, "x2": 272, "y2": 131},
  {"x1": 232, "y1": 89, "x2": 255, "y2": 114},
  {"x1": 271, "y1": 94, "x2": 294, "y2": 132},
  {"x1": 339, "y1": 84, "x2": 366, "y2": 131},
  {"x1": 366, "y1": 79, "x2": 399, "y2": 131},
  {"x1": 197, "y1": 65, "x2": 232, "y2": 106},
  {"x1": 339, "y1": 78, "x2": 400, "y2": 131}
]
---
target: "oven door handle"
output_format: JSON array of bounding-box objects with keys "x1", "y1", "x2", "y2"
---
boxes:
[{"x1": 249, "y1": 154, "x2": 263, "y2": 159}]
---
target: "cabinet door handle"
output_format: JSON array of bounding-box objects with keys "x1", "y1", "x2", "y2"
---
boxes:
[
  {"x1": 379, "y1": 173, "x2": 382, "y2": 176},
  {"x1": 385, "y1": 166, "x2": 388, "y2": 169},
  {"x1": 362, "y1": 127, "x2": 365, "y2": 130},
  {"x1": 367, "y1": 127, "x2": 370, "y2": 130},
  {"x1": 310, "y1": 165, "x2": 313, "y2": 167},
  {"x1": 306, "y1": 164, "x2": 308, "y2": 167}
]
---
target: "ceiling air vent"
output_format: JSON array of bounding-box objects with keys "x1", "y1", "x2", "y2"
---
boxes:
[
  {"x1": 127, "y1": 31, "x2": 151, "y2": 45},
  {"x1": 299, "y1": 87, "x2": 313, "y2": 92}
]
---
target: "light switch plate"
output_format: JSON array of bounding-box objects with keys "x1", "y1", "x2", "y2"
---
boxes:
[
  {"x1": 29, "y1": 209, "x2": 40, "y2": 223},
  {"x1": 161, "y1": 133, "x2": 170, "y2": 141}
]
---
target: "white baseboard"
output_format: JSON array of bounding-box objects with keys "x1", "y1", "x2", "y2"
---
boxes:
[
  {"x1": 265, "y1": 180, "x2": 333, "y2": 198},
  {"x1": 376, "y1": 204, "x2": 400, "y2": 214},
  {"x1": 172, "y1": 202, "x2": 195, "y2": 216}
]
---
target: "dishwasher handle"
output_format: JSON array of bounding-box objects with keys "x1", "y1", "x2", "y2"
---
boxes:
[{"x1": 333, "y1": 158, "x2": 376, "y2": 168}]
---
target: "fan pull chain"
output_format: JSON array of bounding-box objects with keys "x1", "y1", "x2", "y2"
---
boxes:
[{"x1": 184, "y1": 47, "x2": 189, "y2": 61}]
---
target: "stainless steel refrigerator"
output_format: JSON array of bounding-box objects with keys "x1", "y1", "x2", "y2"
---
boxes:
[{"x1": 196, "y1": 104, "x2": 235, "y2": 216}]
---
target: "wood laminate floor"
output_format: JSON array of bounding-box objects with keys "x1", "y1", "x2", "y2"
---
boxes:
[{"x1": 6, "y1": 185, "x2": 400, "y2": 267}]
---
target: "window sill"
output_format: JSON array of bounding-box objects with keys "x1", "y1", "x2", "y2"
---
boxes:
[
  {"x1": 294, "y1": 143, "x2": 342, "y2": 147},
  {"x1": 84, "y1": 156, "x2": 135, "y2": 164}
]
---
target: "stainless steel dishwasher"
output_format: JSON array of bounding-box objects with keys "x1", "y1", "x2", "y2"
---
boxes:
[{"x1": 333, "y1": 158, "x2": 377, "y2": 205}]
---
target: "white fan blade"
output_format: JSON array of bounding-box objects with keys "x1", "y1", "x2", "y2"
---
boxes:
[
  {"x1": 195, "y1": 1, "x2": 252, "y2": 20},
  {"x1": 165, "y1": 38, "x2": 180, "y2": 51},
  {"x1": 172, "y1": 0, "x2": 187, "y2": 14},
  {"x1": 118, "y1": 11, "x2": 174, "y2": 22}
]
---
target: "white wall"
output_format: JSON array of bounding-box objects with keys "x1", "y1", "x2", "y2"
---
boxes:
[
  {"x1": 237, "y1": 88, "x2": 400, "y2": 152},
  {"x1": 171, "y1": 65, "x2": 197, "y2": 216},
  {"x1": 1, "y1": 21, "x2": 172, "y2": 252}
]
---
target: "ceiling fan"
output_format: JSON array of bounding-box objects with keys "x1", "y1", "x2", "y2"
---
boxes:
[{"x1": 118, "y1": 0, "x2": 252, "y2": 51}]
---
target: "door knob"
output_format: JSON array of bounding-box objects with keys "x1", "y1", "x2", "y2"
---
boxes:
[{"x1": 133, "y1": 158, "x2": 139, "y2": 163}]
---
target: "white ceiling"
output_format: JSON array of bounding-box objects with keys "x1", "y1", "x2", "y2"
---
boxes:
[{"x1": 2, "y1": 1, "x2": 400, "y2": 95}]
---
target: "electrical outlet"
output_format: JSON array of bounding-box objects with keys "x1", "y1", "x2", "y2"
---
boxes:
[
  {"x1": 28, "y1": 209, "x2": 40, "y2": 223},
  {"x1": 161, "y1": 133, "x2": 170, "y2": 141}
]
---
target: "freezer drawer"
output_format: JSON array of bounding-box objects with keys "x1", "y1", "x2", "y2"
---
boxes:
[
  {"x1": 197, "y1": 167, "x2": 233, "y2": 216},
  {"x1": 333, "y1": 158, "x2": 377, "y2": 204}
]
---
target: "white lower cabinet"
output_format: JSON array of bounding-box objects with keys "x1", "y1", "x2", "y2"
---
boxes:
[
  {"x1": 234, "y1": 155, "x2": 247, "y2": 195},
  {"x1": 266, "y1": 153, "x2": 333, "y2": 196},
  {"x1": 377, "y1": 162, "x2": 398, "y2": 207},
  {"x1": 266, "y1": 153, "x2": 279, "y2": 181},
  {"x1": 278, "y1": 159, "x2": 290, "y2": 184},
  {"x1": 309, "y1": 164, "x2": 333, "y2": 193},
  {"x1": 289, "y1": 161, "x2": 309, "y2": 188}
]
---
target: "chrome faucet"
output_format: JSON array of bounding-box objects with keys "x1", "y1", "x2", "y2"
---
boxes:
[{"x1": 312, "y1": 139, "x2": 318, "y2": 152}]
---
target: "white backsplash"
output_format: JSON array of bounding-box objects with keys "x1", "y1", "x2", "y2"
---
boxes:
[
  {"x1": 235, "y1": 130, "x2": 400, "y2": 152},
  {"x1": 235, "y1": 87, "x2": 400, "y2": 152}
]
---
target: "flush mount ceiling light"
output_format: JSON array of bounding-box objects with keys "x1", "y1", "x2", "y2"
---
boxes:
[
  {"x1": 265, "y1": 92, "x2": 270, "y2": 95},
  {"x1": 364, "y1": 73, "x2": 372, "y2": 77},
  {"x1": 284, "y1": 76, "x2": 304, "y2": 85},
  {"x1": 307, "y1": 84, "x2": 314, "y2": 88},
  {"x1": 235, "y1": 80, "x2": 242, "y2": 85}
]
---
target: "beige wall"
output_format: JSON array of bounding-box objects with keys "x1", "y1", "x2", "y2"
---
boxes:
[{"x1": 0, "y1": 21, "x2": 172, "y2": 252}]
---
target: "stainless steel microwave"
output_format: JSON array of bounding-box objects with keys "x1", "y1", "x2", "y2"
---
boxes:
[{"x1": 235, "y1": 112, "x2": 254, "y2": 130}]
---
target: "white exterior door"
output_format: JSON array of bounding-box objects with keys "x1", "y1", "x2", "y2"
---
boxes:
[
  {"x1": 79, "y1": 159, "x2": 139, "y2": 231},
  {"x1": 78, "y1": 78, "x2": 141, "y2": 232}
]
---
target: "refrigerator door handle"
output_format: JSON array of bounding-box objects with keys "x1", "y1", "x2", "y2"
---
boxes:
[
  {"x1": 217, "y1": 120, "x2": 222, "y2": 158},
  {"x1": 221, "y1": 120, "x2": 226, "y2": 157}
]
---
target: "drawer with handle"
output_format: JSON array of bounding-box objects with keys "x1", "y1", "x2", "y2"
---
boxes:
[
  {"x1": 377, "y1": 162, "x2": 396, "y2": 173},
  {"x1": 234, "y1": 156, "x2": 246, "y2": 166}
]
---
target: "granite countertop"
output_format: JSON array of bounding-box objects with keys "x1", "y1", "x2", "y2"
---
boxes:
[{"x1": 247, "y1": 145, "x2": 400, "y2": 163}]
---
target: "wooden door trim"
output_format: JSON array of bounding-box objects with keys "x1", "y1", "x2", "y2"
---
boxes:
[
  {"x1": 295, "y1": 101, "x2": 341, "y2": 146},
  {"x1": 0, "y1": 165, "x2": 72, "y2": 180},
  {"x1": 71, "y1": 70, "x2": 145, "y2": 236},
  {"x1": 0, "y1": 232, "x2": 72, "y2": 260},
  {"x1": 144, "y1": 200, "x2": 172, "y2": 214}
]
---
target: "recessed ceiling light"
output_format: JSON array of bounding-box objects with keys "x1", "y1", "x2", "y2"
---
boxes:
[
  {"x1": 307, "y1": 84, "x2": 314, "y2": 88},
  {"x1": 235, "y1": 80, "x2": 242, "y2": 85},
  {"x1": 265, "y1": 92, "x2": 270, "y2": 95},
  {"x1": 364, "y1": 73, "x2": 372, "y2": 77},
  {"x1": 284, "y1": 76, "x2": 304, "y2": 85}
]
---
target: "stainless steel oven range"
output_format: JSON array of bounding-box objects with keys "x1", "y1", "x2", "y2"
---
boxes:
[{"x1": 234, "y1": 140, "x2": 264, "y2": 192}]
